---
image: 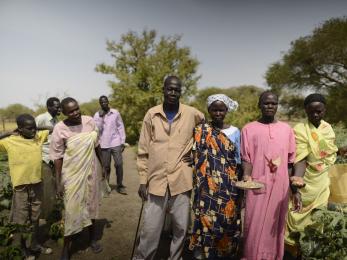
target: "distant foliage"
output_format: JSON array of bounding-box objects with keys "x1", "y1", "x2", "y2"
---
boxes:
[
  {"x1": 79, "y1": 99, "x2": 99, "y2": 116},
  {"x1": 190, "y1": 85, "x2": 263, "y2": 129},
  {"x1": 0, "y1": 104, "x2": 33, "y2": 120},
  {"x1": 96, "y1": 29, "x2": 200, "y2": 144},
  {"x1": 266, "y1": 17, "x2": 347, "y2": 126}
]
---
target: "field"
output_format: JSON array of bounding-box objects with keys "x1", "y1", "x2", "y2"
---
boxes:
[{"x1": 0, "y1": 121, "x2": 17, "y2": 132}]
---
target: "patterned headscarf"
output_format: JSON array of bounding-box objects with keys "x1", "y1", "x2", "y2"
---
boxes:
[{"x1": 207, "y1": 94, "x2": 239, "y2": 112}]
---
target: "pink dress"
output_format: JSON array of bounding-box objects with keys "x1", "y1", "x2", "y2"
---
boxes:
[{"x1": 241, "y1": 121, "x2": 295, "y2": 260}]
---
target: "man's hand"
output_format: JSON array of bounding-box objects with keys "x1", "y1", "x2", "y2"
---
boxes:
[
  {"x1": 291, "y1": 192, "x2": 302, "y2": 212},
  {"x1": 56, "y1": 183, "x2": 64, "y2": 198},
  {"x1": 182, "y1": 153, "x2": 193, "y2": 166},
  {"x1": 338, "y1": 146, "x2": 347, "y2": 157},
  {"x1": 243, "y1": 175, "x2": 252, "y2": 182},
  {"x1": 101, "y1": 166, "x2": 107, "y2": 180},
  {"x1": 138, "y1": 184, "x2": 148, "y2": 201},
  {"x1": 98, "y1": 109, "x2": 106, "y2": 117}
]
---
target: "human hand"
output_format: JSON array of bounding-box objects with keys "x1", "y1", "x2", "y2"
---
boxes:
[
  {"x1": 182, "y1": 153, "x2": 193, "y2": 166},
  {"x1": 12, "y1": 129, "x2": 19, "y2": 135},
  {"x1": 338, "y1": 146, "x2": 347, "y2": 157},
  {"x1": 290, "y1": 176, "x2": 305, "y2": 188},
  {"x1": 101, "y1": 166, "x2": 107, "y2": 180},
  {"x1": 291, "y1": 192, "x2": 302, "y2": 212},
  {"x1": 98, "y1": 110, "x2": 106, "y2": 117},
  {"x1": 138, "y1": 184, "x2": 148, "y2": 201},
  {"x1": 56, "y1": 183, "x2": 64, "y2": 198},
  {"x1": 242, "y1": 175, "x2": 252, "y2": 182}
]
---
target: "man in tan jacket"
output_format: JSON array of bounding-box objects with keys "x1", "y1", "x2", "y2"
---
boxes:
[{"x1": 134, "y1": 76, "x2": 204, "y2": 260}]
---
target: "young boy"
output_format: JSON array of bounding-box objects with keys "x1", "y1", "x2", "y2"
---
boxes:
[{"x1": 0, "y1": 114, "x2": 52, "y2": 259}]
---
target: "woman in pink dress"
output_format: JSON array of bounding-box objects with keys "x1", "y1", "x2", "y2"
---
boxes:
[
  {"x1": 50, "y1": 97, "x2": 105, "y2": 260},
  {"x1": 241, "y1": 91, "x2": 296, "y2": 260}
]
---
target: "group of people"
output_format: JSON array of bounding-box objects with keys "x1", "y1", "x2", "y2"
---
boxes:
[
  {"x1": 132, "y1": 76, "x2": 346, "y2": 260},
  {"x1": 0, "y1": 96, "x2": 126, "y2": 259},
  {"x1": 0, "y1": 75, "x2": 346, "y2": 260}
]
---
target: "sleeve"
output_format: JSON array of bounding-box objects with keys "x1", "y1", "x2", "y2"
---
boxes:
[
  {"x1": 0, "y1": 139, "x2": 7, "y2": 153},
  {"x1": 288, "y1": 127, "x2": 296, "y2": 163},
  {"x1": 235, "y1": 129, "x2": 241, "y2": 164},
  {"x1": 93, "y1": 112, "x2": 104, "y2": 132},
  {"x1": 35, "y1": 115, "x2": 43, "y2": 127},
  {"x1": 116, "y1": 111, "x2": 126, "y2": 144},
  {"x1": 136, "y1": 112, "x2": 151, "y2": 185},
  {"x1": 293, "y1": 123, "x2": 310, "y2": 163},
  {"x1": 240, "y1": 127, "x2": 251, "y2": 163},
  {"x1": 37, "y1": 130, "x2": 49, "y2": 144},
  {"x1": 49, "y1": 126, "x2": 65, "y2": 160}
]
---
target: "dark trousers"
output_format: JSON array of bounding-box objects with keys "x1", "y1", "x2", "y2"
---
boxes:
[{"x1": 101, "y1": 146, "x2": 124, "y2": 186}]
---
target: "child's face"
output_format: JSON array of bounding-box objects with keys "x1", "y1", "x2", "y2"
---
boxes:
[{"x1": 18, "y1": 119, "x2": 37, "y2": 139}]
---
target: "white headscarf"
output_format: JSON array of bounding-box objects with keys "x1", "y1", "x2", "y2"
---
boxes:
[{"x1": 207, "y1": 94, "x2": 239, "y2": 112}]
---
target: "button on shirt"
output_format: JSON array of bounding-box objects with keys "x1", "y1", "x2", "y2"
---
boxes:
[
  {"x1": 137, "y1": 103, "x2": 204, "y2": 196},
  {"x1": 93, "y1": 108, "x2": 126, "y2": 148},
  {"x1": 35, "y1": 112, "x2": 58, "y2": 164}
]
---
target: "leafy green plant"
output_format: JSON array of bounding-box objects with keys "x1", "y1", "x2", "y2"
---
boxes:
[
  {"x1": 298, "y1": 209, "x2": 347, "y2": 259},
  {"x1": 0, "y1": 245, "x2": 23, "y2": 259},
  {"x1": 49, "y1": 220, "x2": 64, "y2": 241}
]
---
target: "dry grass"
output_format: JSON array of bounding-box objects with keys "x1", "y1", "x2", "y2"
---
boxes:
[{"x1": 0, "y1": 121, "x2": 17, "y2": 132}]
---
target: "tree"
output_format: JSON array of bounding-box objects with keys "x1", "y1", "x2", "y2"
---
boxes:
[
  {"x1": 266, "y1": 17, "x2": 347, "y2": 125},
  {"x1": 190, "y1": 85, "x2": 263, "y2": 128},
  {"x1": 96, "y1": 29, "x2": 200, "y2": 144},
  {"x1": 0, "y1": 104, "x2": 33, "y2": 131},
  {"x1": 79, "y1": 99, "x2": 99, "y2": 116},
  {"x1": 0, "y1": 104, "x2": 33, "y2": 120}
]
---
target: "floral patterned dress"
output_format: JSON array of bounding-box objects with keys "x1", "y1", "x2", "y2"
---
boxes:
[{"x1": 189, "y1": 123, "x2": 241, "y2": 259}]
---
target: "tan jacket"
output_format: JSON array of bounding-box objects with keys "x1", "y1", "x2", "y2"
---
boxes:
[{"x1": 137, "y1": 103, "x2": 204, "y2": 196}]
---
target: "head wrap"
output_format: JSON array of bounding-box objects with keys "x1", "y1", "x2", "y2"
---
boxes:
[
  {"x1": 207, "y1": 94, "x2": 239, "y2": 112},
  {"x1": 304, "y1": 93, "x2": 326, "y2": 107}
]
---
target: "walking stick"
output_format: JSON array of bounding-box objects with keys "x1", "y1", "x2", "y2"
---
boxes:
[{"x1": 131, "y1": 201, "x2": 145, "y2": 259}]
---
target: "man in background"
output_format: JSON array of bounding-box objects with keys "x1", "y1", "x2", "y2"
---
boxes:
[
  {"x1": 35, "y1": 97, "x2": 61, "y2": 219},
  {"x1": 94, "y1": 95, "x2": 127, "y2": 194}
]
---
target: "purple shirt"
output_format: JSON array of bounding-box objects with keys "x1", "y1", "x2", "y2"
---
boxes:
[{"x1": 93, "y1": 108, "x2": 126, "y2": 148}]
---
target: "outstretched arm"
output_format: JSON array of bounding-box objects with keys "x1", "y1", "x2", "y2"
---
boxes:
[{"x1": 0, "y1": 129, "x2": 17, "y2": 139}]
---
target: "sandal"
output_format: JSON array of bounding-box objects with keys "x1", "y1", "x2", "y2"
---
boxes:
[
  {"x1": 90, "y1": 241, "x2": 103, "y2": 254},
  {"x1": 31, "y1": 245, "x2": 53, "y2": 255}
]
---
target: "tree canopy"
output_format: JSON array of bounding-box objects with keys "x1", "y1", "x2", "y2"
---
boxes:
[
  {"x1": 190, "y1": 85, "x2": 263, "y2": 128},
  {"x1": 0, "y1": 104, "x2": 33, "y2": 120},
  {"x1": 266, "y1": 17, "x2": 347, "y2": 125},
  {"x1": 96, "y1": 29, "x2": 200, "y2": 144}
]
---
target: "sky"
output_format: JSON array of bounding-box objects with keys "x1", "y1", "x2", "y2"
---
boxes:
[{"x1": 1, "y1": 0, "x2": 346, "y2": 108}]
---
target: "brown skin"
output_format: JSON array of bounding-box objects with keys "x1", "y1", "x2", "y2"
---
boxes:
[
  {"x1": 98, "y1": 96, "x2": 125, "y2": 153},
  {"x1": 98, "y1": 96, "x2": 110, "y2": 117},
  {"x1": 338, "y1": 146, "x2": 347, "y2": 157},
  {"x1": 242, "y1": 93, "x2": 277, "y2": 181},
  {"x1": 18, "y1": 119, "x2": 37, "y2": 139},
  {"x1": 48, "y1": 100, "x2": 61, "y2": 118},
  {"x1": 242, "y1": 93, "x2": 293, "y2": 182},
  {"x1": 291, "y1": 101, "x2": 327, "y2": 212},
  {"x1": 137, "y1": 77, "x2": 182, "y2": 201},
  {"x1": 208, "y1": 100, "x2": 229, "y2": 130},
  {"x1": 54, "y1": 100, "x2": 105, "y2": 259}
]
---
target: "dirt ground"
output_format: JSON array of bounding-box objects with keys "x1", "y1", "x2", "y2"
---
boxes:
[{"x1": 38, "y1": 147, "x2": 193, "y2": 260}]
